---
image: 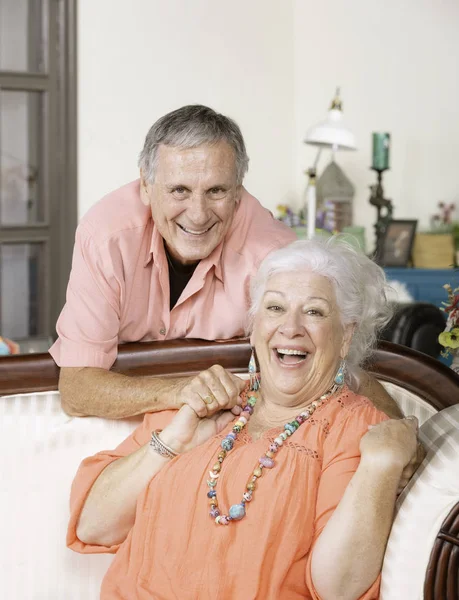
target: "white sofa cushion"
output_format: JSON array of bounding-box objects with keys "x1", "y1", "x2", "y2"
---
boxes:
[
  {"x1": 380, "y1": 380, "x2": 438, "y2": 425},
  {"x1": 0, "y1": 391, "x2": 141, "y2": 599},
  {"x1": 381, "y1": 405, "x2": 459, "y2": 600}
]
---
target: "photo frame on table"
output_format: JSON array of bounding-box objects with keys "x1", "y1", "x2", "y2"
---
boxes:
[{"x1": 379, "y1": 219, "x2": 418, "y2": 267}]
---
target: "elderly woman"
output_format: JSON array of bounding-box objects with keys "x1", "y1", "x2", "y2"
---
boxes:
[{"x1": 68, "y1": 238, "x2": 417, "y2": 599}]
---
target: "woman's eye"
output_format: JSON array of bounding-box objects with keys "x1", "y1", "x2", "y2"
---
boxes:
[
  {"x1": 307, "y1": 309, "x2": 323, "y2": 316},
  {"x1": 267, "y1": 305, "x2": 283, "y2": 312}
]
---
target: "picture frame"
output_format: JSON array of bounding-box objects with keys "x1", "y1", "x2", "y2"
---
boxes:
[{"x1": 379, "y1": 219, "x2": 418, "y2": 267}]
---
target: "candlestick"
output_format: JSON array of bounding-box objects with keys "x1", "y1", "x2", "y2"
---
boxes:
[{"x1": 372, "y1": 133, "x2": 390, "y2": 171}]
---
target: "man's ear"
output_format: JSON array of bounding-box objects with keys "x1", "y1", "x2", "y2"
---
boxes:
[
  {"x1": 235, "y1": 185, "x2": 243, "y2": 204},
  {"x1": 139, "y1": 170, "x2": 151, "y2": 206},
  {"x1": 340, "y1": 323, "x2": 355, "y2": 359}
]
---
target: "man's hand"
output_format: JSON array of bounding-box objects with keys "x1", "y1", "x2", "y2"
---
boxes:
[{"x1": 172, "y1": 365, "x2": 246, "y2": 418}]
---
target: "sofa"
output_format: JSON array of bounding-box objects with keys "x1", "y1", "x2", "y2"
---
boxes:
[{"x1": 1, "y1": 339, "x2": 458, "y2": 599}]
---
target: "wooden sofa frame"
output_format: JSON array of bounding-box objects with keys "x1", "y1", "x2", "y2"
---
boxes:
[{"x1": 1, "y1": 339, "x2": 458, "y2": 597}]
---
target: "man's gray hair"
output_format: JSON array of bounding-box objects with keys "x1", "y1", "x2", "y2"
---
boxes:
[
  {"x1": 248, "y1": 236, "x2": 393, "y2": 380},
  {"x1": 138, "y1": 105, "x2": 249, "y2": 185}
]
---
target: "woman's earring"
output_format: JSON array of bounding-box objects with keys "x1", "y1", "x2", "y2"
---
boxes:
[
  {"x1": 248, "y1": 348, "x2": 260, "y2": 391},
  {"x1": 334, "y1": 360, "x2": 346, "y2": 385}
]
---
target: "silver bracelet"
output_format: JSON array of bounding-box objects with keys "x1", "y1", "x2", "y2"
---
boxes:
[{"x1": 149, "y1": 429, "x2": 179, "y2": 459}]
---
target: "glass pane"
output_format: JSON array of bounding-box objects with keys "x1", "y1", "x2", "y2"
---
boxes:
[
  {"x1": 0, "y1": 90, "x2": 46, "y2": 225},
  {"x1": 0, "y1": 243, "x2": 46, "y2": 341},
  {"x1": 0, "y1": 0, "x2": 46, "y2": 72}
]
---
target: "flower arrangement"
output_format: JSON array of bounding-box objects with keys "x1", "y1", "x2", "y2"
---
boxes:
[{"x1": 438, "y1": 283, "x2": 459, "y2": 358}]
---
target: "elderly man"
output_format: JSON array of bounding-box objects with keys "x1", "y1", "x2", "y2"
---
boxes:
[{"x1": 50, "y1": 104, "x2": 402, "y2": 421}]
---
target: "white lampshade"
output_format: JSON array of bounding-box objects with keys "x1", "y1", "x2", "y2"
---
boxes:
[{"x1": 304, "y1": 91, "x2": 356, "y2": 151}]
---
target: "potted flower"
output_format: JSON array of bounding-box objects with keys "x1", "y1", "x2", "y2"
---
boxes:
[{"x1": 439, "y1": 283, "x2": 459, "y2": 374}]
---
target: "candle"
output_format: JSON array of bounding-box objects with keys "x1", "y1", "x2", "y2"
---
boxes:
[
  {"x1": 306, "y1": 177, "x2": 316, "y2": 239},
  {"x1": 372, "y1": 132, "x2": 390, "y2": 170}
]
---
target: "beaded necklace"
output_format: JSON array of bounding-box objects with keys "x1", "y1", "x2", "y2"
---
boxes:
[{"x1": 207, "y1": 383, "x2": 341, "y2": 525}]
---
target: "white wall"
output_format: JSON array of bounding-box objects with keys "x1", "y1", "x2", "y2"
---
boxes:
[
  {"x1": 77, "y1": 0, "x2": 294, "y2": 217},
  {"x1": 294, "y1": 0, "x2": 459, "y2": 249},
  {"x1": 78, "y1": 0, "x2": 459, "y2": 250}
]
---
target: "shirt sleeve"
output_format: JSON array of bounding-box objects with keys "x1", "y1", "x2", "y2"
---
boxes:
[
  {"x1": 49, "y1": 223, "x2": 123, "y2": 369},
  {"x1": 67, "y1": 410, "x2": 176, "y2": 554},
  {"x1": 305, "y1": 398, "x2": 390, "y2": 600}
]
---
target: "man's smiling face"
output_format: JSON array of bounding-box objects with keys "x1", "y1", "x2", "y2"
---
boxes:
[{"x1": 140, "y1": 142, "x2": 241, "y2": 265}]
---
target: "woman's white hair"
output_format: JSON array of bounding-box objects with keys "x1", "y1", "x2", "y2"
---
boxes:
[{"x1": 248, "y1": 236, "x2": 393, "y2": 378}]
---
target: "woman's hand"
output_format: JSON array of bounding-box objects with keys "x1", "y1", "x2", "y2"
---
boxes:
[
  {"x1": 359, "y1": 416, "x2": 419, "y2": 477},
  {"x1": 173, "y1": 365, "x2": 246, "y2": 418},
  {"x1": 160, "y1": 394, "x2": 237, "y2": 455}
]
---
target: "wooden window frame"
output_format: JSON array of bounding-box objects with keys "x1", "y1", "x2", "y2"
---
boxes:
[{"x1": 0, "y1": 0, "x2": 77, "y2": 341}]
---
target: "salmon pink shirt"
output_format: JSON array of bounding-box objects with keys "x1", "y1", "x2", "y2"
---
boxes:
[{"x1": 49, "y1": 181, "x2": 295, "y2": 369}]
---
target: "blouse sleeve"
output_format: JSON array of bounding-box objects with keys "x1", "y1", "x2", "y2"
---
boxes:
[
  {"x1": 66, "y1": 410, "x2": 176, "y2": 554},
  {"x1": 305, "y1": 396, "x2": 389, "y2": 600}
]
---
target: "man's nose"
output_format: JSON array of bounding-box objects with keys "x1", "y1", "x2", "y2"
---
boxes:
[{"x1": 188, "y1": 194, "x2": 210, "y2": 224}]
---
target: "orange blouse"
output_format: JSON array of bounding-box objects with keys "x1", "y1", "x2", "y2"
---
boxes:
[{"x1": 68, "y1": 388, "x2": 388, "y2": 599}]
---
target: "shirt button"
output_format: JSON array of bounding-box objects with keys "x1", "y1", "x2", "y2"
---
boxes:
[{"x1": 159, "y1": 328, "x2": 166, "y2": 335}]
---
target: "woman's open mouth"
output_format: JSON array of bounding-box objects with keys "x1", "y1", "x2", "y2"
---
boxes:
[{"x1": 274, "y1": 348, "x2": 309, "y2": 365}]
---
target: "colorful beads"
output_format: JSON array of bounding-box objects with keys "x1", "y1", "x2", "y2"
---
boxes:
[
  {"x1": 247, "y1": 395, "x2": 257, "y2": 407},
  {"x1": 221, "y1": 438, "x2": 234, "y2": 451},
  {"x1": 207, "y1": 383, "x2": 338, "y2": 526},
  {"x1": 229, "y1": 503, "x2": 246, "y2": 520}
]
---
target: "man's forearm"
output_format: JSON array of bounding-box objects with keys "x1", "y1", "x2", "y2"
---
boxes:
[
  {"x1": 357, "y1": 370, "x2": 403, "y2": 419},
  {"x1": 311, "y1": 459, "x2": 402, "y2": 600},
  {"x1": 59, "y1": 367, "x2": 187, "y2": 418}
]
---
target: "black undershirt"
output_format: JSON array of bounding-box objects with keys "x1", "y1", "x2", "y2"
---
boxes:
[{"x1": 165, "y1": 245, "x2": 199, "y2": 310}]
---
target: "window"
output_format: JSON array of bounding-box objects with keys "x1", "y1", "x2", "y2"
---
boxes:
[{"x1": 0, "y1": 0, "x2": 77, "y2": 350}]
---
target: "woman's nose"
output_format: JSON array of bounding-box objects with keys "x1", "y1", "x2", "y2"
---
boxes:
[{"x1": 278, "y1": 313, "x2": 306, "y2": 338}]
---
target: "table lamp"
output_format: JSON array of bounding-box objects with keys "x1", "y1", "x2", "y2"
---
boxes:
[{"x1": 304, "y1": 88, "x2": 356, "y2": 238}]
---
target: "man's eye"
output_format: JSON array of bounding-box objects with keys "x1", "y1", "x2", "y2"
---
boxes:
[
  {"x1": 173, "y1": 187, "x2": 186, "y2": 195},
  {"x1": 209, "y1": 187, "x2": 226, "y2": 198}
]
